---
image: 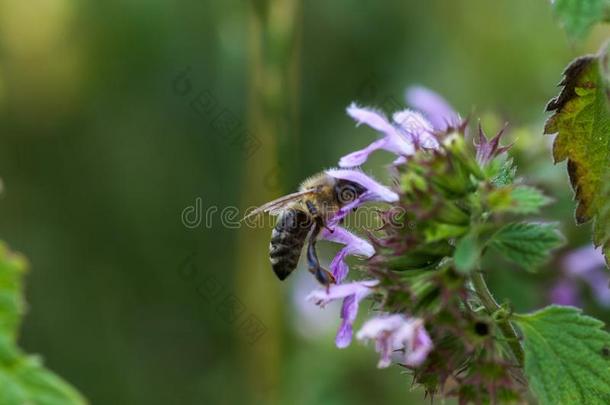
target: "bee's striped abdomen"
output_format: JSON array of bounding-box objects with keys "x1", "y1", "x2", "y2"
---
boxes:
[{"x1": 269, "y1": 208, "x2": 312, "y2": 280}]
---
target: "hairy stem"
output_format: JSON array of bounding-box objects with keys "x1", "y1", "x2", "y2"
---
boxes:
[{"x1": 471, "y1": 271, "x2": 524, "y2": 367}]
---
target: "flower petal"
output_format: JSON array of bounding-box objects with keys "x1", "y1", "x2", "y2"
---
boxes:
[
  {"x1": 581, "y1": 269, "x2": 610, "y2": 307},
  {"x1": 335, "y1": 318, "x2": 353, "y2": 348},
  {"x1": 329, "y1": 249, "x2": 350, "y2": 283},
  {"x1": 356, "y1": 314, "x2": 407, "y2": 340},
  {"x1": 549, "y1": 279, "x2": 581, "y2": 307},
  {"x1": 392, "y1": 109, "x2": 439, "y2": 149},
  {"x1": 376, "y1": 336, "x2": 393, "y2": 368},
  {"x1": 346, "y1": 103, "x2": 398, "y2": 136},
  {"x1": 563, "y1": 245, "x2": 606, "y2": 276},
  {"x1": 343, "y1": 103, "x2": 415, "y2": 167},
  {"x1": 560, "y1": 245, "x2": 610, "y2": 307},
  {"x1": 305, "y1": 279, "x2": 378, "y2": 307},
  {"x1": 404, "y1": 323, "x2": 433, "y2": 367},
  {"x1": 392, "y1": 110, "x2": 433, "y2": 133},
  {"x1": 336, "y1": 295, "x2": 357, "y2": 348},
  {"x1": 339, "y1": 138, "x2": 388, "y2": 167},
  {"x1": 392, "y1": 155, "x2": 407, "y2": 165},
  {"x1": 326, "y1": 169, "x2": 398, "y2": 203},
  {"x1": 339, "y1": 137, "x2": 415, "y2": 168},
  {"x1": 321, "y1": 226, "x2": 375, "y2": 258},
  {"x1": 382, "y1": 133, "x2": 416, "y2": 156},
  {"x1": 319, "y1": 227, "x2": 374, "y2": 283},
  {"x1": 356, "y1": 314, "x2": 432, "y2": 369},
  {"x1": 306, "y1": 280, "x2": 379, "y2": 348},
  {"x1": 405, "y1": 86, "x2": 458, "y2": 131},
  {"x1": 326, "y1": 169, "x2": 399, "y2": 227}
]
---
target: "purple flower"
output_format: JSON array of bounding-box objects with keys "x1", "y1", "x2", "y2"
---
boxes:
[
  {"x1": 549, "y1": 245, "x2": 609, "y2": 307},
  {"x1": 405, "y1": 86, "x2": 459, "y2": 131},
  {"x1": 340, "y1": 104, "x2": 416, "y2": 168},
  {"x1": 326, "y1": 168, "x2": 398, "y2": 226},
  {"x1": 306, "y1": 279, "x2": 379, "y2": 348},
  {"x1": 392, "y1": 109, "x2": 439, "y2": 149},
  {"x1": 562, "y1": 245, "x2": 610, "y2": 307},
  {"x1": 549, "y1": 279, "x2": 581, "y2": 307},
  {"x1": 356, "y1": 314, "x2": 433, "y2": 368},
  {"x1": 563, "y1": 245, "x2": 607, "y2": 275},
  {"x1": 341, "y1": 87, "x2": 459, "y2": 168},
  {"x1": 320, "y1": 226, "x2": 375, "y2": 283}
]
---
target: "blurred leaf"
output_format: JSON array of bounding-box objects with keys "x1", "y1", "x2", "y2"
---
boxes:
[
  {"x1": 424, "y1": 223, "x2": 468, "y2": 243},
  {"x1": 489, "y1": 222, "x2": 564, "y2": 270},
  {"x1": 515, "y1": 306, "x2": 610, "y2": 404},
  {"x1": 551, "y1": 0, "x2": 610, "y2": 40},
  {"x1": 0, "y1": 356, "x2": 88, "y2": 405},
  {"x1": 454, "y1": 231, "x2": 480, "y2": 274},
  {"x1": 545, "y1": 48, "x2": 610, "y2": 265},
  {"x1": 0, "y1": 242, "x2": 87, "y2": 405},
  {"x1": 0, "y1": 243, "x2": 27, "y2": 343},
  {"x1": 386, "y1": 253, "x2": 442, "y2": 272}
]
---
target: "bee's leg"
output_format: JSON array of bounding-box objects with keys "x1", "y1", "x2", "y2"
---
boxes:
[
  {"x1": 305, "y1": 201, "x2": 318, "y2": 217},
  {"x1": 307, "y1": 218, "x2": 336, "y2": 288}
]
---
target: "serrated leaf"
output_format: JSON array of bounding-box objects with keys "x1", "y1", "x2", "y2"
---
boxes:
[
  {"x1": 551, "y1": 0, "x2": 610, "y2": 40},
  {"x1": 0, "y1": 242, "x2": 87, "y2": 405},
  {"x1": 509, "y1": 186, "x2": 553, "y2": 214},
  {"x1": 489, "y1": 157, "x2": 516, "y2": 187},
  {"x1": 544, "y1": 49, "x2": 610, "y2": 265},
  {"x1": 514, "y1": 306, "x2": 610, "y2": 404},
  {"x1": 488, "y1": 185, "x2": 552, "y2": 215},
  {"x1": 489, "y1": 222, "x2": 564, "y2": 270}
]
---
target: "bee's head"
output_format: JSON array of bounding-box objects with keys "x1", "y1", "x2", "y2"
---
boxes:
[{"x1": 334, "y1": 179, "x2": 367, "y2": 206}]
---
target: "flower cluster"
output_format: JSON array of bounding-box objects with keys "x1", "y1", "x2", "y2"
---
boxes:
[
  {"x1": 303, "y1": 87, "x2": 464, "y2": 366},
  {"x1": 305, "y1": 86, "x2": 532, "y2": 402}
]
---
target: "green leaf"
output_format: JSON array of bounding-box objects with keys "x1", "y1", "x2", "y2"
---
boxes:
[
  {"x1": 544, "y1": 48, "x2": 610, "y2": 265},
  {"x1": 551, "y1": 0, "x2": 610, "y2": 40},
  {"x1": 508, "y1": 186, "x2": 553, "y2": 214},
  {"x1": 488, "y1": 185, "x2": 552, "y2": 215},
  {"x1": 514, "y1": 306, "x2": 610, "y2": 404},
  {"x1": 0, "y1": 356, "x2": 88, "y2": 405},
  {"x1": 0, "y1": 243, "x2": 27, "y2": 344},
  {"x1": 0, "y1": 242, "x2": 87, "y2": 405},
  {"x1": 489, "y1": 222, "x2": 564, "y2": 270},
  {"x1": 489, "y1": 157, "x2": 516, "y2": 187},
  {"x1": 454, "y1": 232, "x2": 480, "y2": 274},
  {"x1": 423, "y1": 222, "x2": 468, "y2": 243}
]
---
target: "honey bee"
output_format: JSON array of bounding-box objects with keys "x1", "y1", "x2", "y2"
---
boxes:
[{"x1": 245, "y1": 172, "x2": 366, "y2": 286}]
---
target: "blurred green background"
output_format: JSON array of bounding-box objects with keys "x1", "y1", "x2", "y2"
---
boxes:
[{"x1": 0, "y1": 1, "x2": 608, "y2": 404}]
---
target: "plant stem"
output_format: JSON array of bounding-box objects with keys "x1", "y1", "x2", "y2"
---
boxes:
[{"x1": 471, "y1": 271, "x2": 524, "y2": 367}]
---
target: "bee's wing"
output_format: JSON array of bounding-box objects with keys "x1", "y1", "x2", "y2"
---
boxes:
[{"x1": 242, "y1": 189, "x2": 317, "y2": 221}]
